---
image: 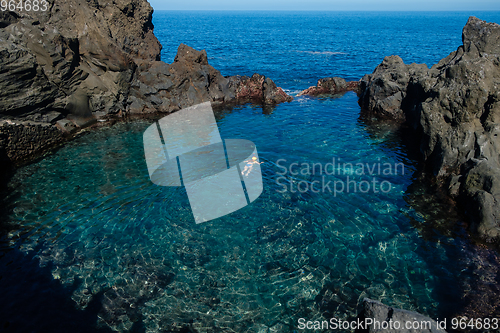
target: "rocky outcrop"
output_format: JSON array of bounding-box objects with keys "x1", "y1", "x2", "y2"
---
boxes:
[
  {"x1": 358, "y1": 17, "x2": 500, "y2": 241},
  {"x1": 127, "y1": 44, "x2": 233, "y2": 113},
  {"x1": 233, "y1": 73, "x2": 293, "y2": 104},
  {"x1": 0, "y1": 1, "x2": 291, "y2": 166},
  {"x1": 0, "y1": 0, "x2": 159, "y2": 165},
  {"x1": 358, "y1": 57, "x2": 429, "y2": 121},
  {"x1": 297, "y1": 77, "x2": 359, "y2": 97},
  {"x1": 128, "y1": 45, "x2": 292, "y2": 113},
  {"x1": 0, "y1": 0, "x2": 159, "y2": 119},
  {"x1": 356, "y1": 298, "x2": 446, "y2": 333}
]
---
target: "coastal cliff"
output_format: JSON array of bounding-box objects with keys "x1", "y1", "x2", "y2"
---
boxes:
[
  {"x1": 0, "y1": 0, "x2": 291, "y2": 167},
  {"x1": 358, "y1": 17, "x2": 500, "y2": 241}
]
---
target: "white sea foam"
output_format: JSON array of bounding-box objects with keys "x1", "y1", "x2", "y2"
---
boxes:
[
  {"x1": 283, "y1": 89, "x2": 303, "y2": 96},
  {"x1": 295, "y1": 51, "x2": 347, "y2": 55}
]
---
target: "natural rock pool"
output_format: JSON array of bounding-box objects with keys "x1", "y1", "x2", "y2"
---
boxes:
[
  {"x1": 1, "y1": 10, "x2": 500, "y2": 333},
  {"x1": 0, "y1": 93, "x2": 494, "y2": 332}
]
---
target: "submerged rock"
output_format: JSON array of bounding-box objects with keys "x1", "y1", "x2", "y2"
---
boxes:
[
  {"x1": 298, "y1": 77, "x2": 359, "y2": 97},
  {"x1": 357, "y1": 298, "x2": 446, "y2": 333},
  {"x1": 358, "y1": 17, "x2": 500, "y2": 241}
]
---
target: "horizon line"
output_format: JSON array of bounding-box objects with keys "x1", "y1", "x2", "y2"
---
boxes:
[{"x1": 152, "y1": 9, "x2": 500, "y2": 12}]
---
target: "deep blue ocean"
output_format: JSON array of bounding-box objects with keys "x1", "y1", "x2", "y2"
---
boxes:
[{"x1": 1, "y1": 11, "x2": 500, "y2": 333}]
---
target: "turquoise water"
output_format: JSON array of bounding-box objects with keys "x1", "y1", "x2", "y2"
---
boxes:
[{"x1": 1, "y1": 11, "x2": 500, "y2": 333}]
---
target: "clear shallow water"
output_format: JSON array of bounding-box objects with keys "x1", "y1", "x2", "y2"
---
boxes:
[{"x1": 1, "y1": 11, "x2": 500, "y2": 333}]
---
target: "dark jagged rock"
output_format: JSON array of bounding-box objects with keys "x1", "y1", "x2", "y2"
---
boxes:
[
  {"x1": 0, "y1": 0, "x2": 158, "y2": 119},
  {"x1": 262, "y1": 75, "x2": 294, "y2": 104},
  {"x1": 358, "y1": 17, "x2": 500, "y2": 241},
  {"x1": 0, "y1": 1, "x2": 291, "y2": 165},
  {"x1": 297, "y1": 77, "x2": 359, "y2": 97},
  {"x1": 0, "y1": 0, "x2": 158, "y2": 163},
  {"x1": 356, "y1": 298, "x2": 446, "y2": 333},
  {"x1": 127, "y1": 44, "x2": 235, "y2": 113},
  {"x1": 127, "y1": 45, "x2": 292, "y2": 113},
  {"x1": 359, "y1": 57, "x2": 429, "y2": 121},
  {"x1": 233, "y1": 73, "x2": 293, "y2": 104}
]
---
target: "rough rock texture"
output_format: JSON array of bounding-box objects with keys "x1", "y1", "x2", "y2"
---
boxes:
[
  {"x1": 127, "y1": 45, "x2": 292, "y2": 113},
  {"x1": 359, "y1": 57, "x2": 429, "y2": 121},
  {"x1": 358, "y1": 17, "x2": 500, "y2": 241},
  {"x1": 233, "y1": 73, "x2": 293, "y2": 104},
  {"x1": 0, "y1": 0, "x2": 159, "y2": 119},
  {"x1": 127, "y1": 44, "x2": 234, "y2": 113},
  {"x1": 297, "y1": 77, "x2": 359, "y2": 97},
  {"x1": 0, "y1": 0, "x2": 159, "y2": 165},
  {"x1": 0, "y1": 1, "x2": 291, "y2": 165},
  {"x1": 356, "y1": 298, "x2": 446, "y2": 333},
  {"x1": 0, "y1": 121, "x2": 63, "y2": 162}
]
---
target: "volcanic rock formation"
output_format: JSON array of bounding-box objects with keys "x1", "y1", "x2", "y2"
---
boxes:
[
  {"x1": 356, "y1": 298, "x2": 446, "y2": 333},
  {"x1": 0, "y1": 0, "x2": 291, "y2": 165},
  {"x1": 297, "y1": 77, "x2": 359, "y2": 96},
  {"x1": 358, "y1": 16, "x2": 500, "y2": 241},
  {"x1": 128, "y1": 44, "x2": 292, "y2": 113}
]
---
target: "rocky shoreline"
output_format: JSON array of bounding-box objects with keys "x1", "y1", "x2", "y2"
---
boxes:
[
  {"x1": 358, "y1": 16, "x2": 500, "y2": 243},
  {"x1": 297, "y1": 77, "x2": 359, "y2": 96},
  {"x1": 3, "y1": 5, "x2": 498, "y2": 244},
  {"x1": 293, "y1": 16, "x2": 500, "y2": 245},
  {"x1": 0, "y1": 0, "x2": 292, "y2": 171}
]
